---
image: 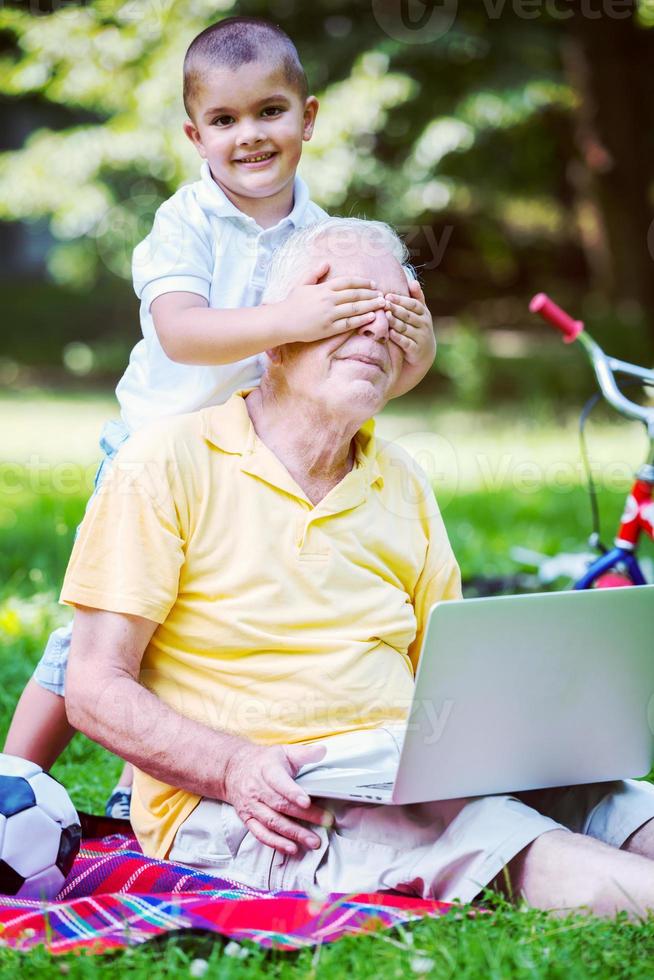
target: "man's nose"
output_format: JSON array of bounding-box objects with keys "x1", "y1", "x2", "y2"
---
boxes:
[{"x1": 357, "y1": 307, "x2": 389, "y2": 342}]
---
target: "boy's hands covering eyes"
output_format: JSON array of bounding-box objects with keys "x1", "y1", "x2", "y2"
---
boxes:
[
  {"x1": 281, "y1": 262, "x2": 387, "y2": 343},
  {"x1": 386, "y1": 279, "x2": 437, "y2": 397},
  {"x1": 276, "y1": 266, "x2": 436, "y2": 399}
]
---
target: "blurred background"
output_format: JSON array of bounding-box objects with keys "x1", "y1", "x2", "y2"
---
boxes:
[
  {"x1": 1, "y1": 2, "x2": 654, "y2": 745},
  {"x1": 1, "y1": 0, "x2": 653, "y2": 400}
]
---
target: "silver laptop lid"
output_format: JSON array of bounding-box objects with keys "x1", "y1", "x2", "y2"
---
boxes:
[{"x1": 393, "y1": 586, "x2": 654, "y2": 804}]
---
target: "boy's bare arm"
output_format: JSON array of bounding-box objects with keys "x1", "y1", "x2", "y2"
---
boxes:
[
  {"x1": 152, "y1": 269, "x2": 386, "y2": 366},
  {"x1": 65, "y1": 607, "x2": 328, "y2": 854}
]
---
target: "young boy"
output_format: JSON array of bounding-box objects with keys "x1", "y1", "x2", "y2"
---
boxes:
[{"x1": 3, "y1": 16, "x2": 436, "y2": 818}]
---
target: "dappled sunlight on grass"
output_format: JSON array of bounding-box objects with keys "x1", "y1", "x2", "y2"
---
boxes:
[
  {"x1": 377, "y1": 398, "x2": 649, "y2": 493},
  {"x1": 0, "y1": 389, "x2": 117, "y2": 464},
  {"x1": 1, "y1": 391, "x2": 648, "y2": 494}
]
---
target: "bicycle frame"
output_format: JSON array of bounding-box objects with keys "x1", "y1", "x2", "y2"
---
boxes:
[
  {"x1": 530, "y1": 294, "x2": 654, "y2": 589},
  {"x1": 575, "y1": 466, "x2": 654, "y2": 589}
]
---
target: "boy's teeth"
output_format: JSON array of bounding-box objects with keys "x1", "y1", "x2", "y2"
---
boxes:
[{"x1": 242, "y1": 153, "x2": 272, "y2": 162}]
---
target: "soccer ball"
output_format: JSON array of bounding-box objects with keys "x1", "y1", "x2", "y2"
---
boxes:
[{"x1": 0, "y1": 753, "x2": 81, "y2": 900}]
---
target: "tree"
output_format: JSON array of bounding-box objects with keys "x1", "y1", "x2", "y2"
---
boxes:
[
  {"x1": 0, "y1": 0, "x2": 652, "y2": 365},
  {"x1": 565, "y1": 7, "x2": 654, "y2": 316}
]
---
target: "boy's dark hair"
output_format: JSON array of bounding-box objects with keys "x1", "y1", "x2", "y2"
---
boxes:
[{"x1": 183, "y1": 17, "x2": 308, "y2": 119}]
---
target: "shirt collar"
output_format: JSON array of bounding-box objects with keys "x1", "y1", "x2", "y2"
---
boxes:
[
  {"x1": 201, "y1": 392, "x2": 384, "y2": 498},
  {"x1": 197, "y1": 162, "x2": 311, "y2": 231},
  {"x1": 353, "y1": 417, "x2": 384, "y2": 489}
]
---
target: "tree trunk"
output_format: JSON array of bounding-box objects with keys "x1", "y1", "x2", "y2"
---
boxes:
[{"x1": 563, "y1": 7, "x2": 654, "y2": 337}]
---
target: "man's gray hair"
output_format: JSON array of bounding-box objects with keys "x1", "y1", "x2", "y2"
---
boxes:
[{"x1": 262, "y1": 216, "x2": 412, "y2": 304}]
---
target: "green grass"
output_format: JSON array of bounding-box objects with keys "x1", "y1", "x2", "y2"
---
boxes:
[
  {"x1": 5, "y1": 904, "x2": 654, "y2": 979},
  {"x1": 1, "y1": 396, "x2": 654, "y2": 976}
]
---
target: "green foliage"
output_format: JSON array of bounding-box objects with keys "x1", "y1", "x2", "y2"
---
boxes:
[
  {"x1": 436, "y1": 321, "x2": 490, "y2": 407},
  {"x1": 1, "y1": 0, "x2": 653, "y2": 405},
  {"x1": 1, "y1": 276, "x2": 135, "y2": 380},
  {"x1": 0, "y1": 0, "x2": 574, "y2": 291},
  {"x1": 637, "y1": 0, "x2": 654, "y2": 27}
]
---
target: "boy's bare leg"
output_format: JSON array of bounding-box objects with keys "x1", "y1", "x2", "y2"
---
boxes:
[
  {"x1": 6, "y1": 681, "x2": 133, "y2": 808},
  {"x1": 622, "y1": 817, "x2": 654, "y2": 860},
  {"x1": 116, "y1": 761, "x2": 134, "y2": 788},
  {"x1": 3, "y1": 678, "x2": 75, "y2": 770},
  {"x1": 502, "y1": 829, "x2": 654, "y2": 918}
]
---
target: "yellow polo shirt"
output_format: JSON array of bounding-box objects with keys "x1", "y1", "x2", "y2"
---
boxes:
[{"x1": 61, "y1": 392, "x2": 461, "y2": 859}]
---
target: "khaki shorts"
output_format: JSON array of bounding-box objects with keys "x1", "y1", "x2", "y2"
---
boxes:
[{"x1": 168, "y1": 729, "x2": 654, "y2": 904}]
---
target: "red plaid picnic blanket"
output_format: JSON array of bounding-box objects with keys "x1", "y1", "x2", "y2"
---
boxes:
[{"x1": 0, "y1": 814, "x2": 454, "y2": 955}]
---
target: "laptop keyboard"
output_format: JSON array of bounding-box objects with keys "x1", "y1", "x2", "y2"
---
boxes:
[{"x1": 358, "y1": 781, "x2": 394, "y2": 790}]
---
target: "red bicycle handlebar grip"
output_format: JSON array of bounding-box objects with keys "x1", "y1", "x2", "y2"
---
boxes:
[{"x1": 529, "y1": 293, "x2": 584, "y2": 343}]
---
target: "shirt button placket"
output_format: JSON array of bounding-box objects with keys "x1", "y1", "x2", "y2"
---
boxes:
[
  {"x1": 295, "y1": 517, "x2": 305, "y2": 552},
  {"x1": 256, "y1": 230, "x2": 268, "y2": 275}
]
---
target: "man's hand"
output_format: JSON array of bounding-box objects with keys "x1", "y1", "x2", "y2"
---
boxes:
[
  {"x1": 279, "y1": 263, "x2": 387, "y2": 343},
  {"x1": 386, "y1": 279, "x2": 437, "y2": 398},
  {"x1": 223, "y1": 741, "x2": 330, "y2": 855}
]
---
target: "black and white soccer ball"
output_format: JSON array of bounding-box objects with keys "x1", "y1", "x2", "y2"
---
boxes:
[{"x1": 0, "y1": 753, "x2": 81, "y2": 900}]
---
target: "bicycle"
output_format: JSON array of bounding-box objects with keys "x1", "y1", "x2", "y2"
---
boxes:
[
  {"x1": 526, "y1": 294, "x2": 654, "y2": 589},
  {"x1": 464, "y1": 295, "x2": 654, "y2": 597}
]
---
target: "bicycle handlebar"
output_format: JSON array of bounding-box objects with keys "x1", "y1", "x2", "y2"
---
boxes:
[
  {"x1": 529, "y1": 293, "x2": 584, "y2": 343},
  {"x1": 529, "y1": 293, "x2": 654, "y2": 432}
]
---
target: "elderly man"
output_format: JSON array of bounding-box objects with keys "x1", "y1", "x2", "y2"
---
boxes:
[{"x1": 64, "y1": 218, "x2": 654, "y2": 916}]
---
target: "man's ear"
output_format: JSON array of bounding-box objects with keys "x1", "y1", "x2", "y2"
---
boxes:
[
  {"x1": 302, "y1": 96, "x2": 319, "y2": 142},
  {"x1": 183, "y1": 120, "x2": 207, "y2": 159}
]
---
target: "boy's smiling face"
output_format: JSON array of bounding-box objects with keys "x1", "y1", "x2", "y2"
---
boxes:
[{"x1": 184, "y1": 60, "x2": 318, "y2": 222}]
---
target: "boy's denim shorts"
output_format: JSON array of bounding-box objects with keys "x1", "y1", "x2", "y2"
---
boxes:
[{"x1": 32, "y1": 419, "x2": 130, "y2": 697}]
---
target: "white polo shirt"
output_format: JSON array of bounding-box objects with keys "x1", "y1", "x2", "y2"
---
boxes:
[{"x1": 116, "y1": 162, "x2": 328, "y2": 432}]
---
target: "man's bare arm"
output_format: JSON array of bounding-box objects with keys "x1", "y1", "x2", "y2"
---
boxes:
[
  {"x1": 66, "y1": 607, "x2": 237, "y2": 797},
  {"x1": 65, "y1": 607, "x2": 328, "y2": 853}
]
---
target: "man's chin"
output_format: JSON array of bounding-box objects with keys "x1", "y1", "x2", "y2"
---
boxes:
[{"x1": 337, "y1": 378, "x2": 389, "y2": 414}]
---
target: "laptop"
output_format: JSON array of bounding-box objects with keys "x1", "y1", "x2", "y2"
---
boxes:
[{"x1": 296, "y1": 585, "x2": 654, "y2": 804}]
